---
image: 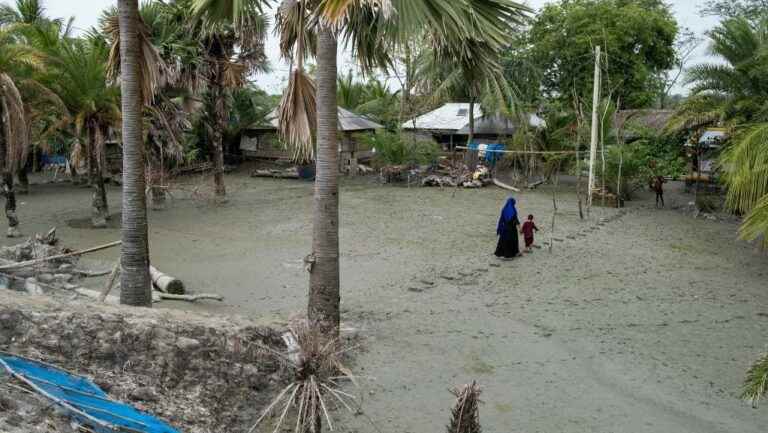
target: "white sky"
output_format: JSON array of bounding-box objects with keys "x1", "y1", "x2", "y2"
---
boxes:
[{"x1": 38, "y1": 0, "x2": 721, "y2": 95}]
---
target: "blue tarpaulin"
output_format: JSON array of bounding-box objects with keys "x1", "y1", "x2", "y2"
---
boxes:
[
  {"x1": 467, "y1": 143, "x2": 506, "y2": 165},
  {"x1": 40, "y1": 154, "x2": 67, "y2": 167},
  {"x1": 0, "y1": 354, "x2": 180, "y2": 433}
]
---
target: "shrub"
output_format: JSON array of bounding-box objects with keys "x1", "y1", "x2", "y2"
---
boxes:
[{"x1": 360, "y1": 132, "x2": 440, "y2": 167}]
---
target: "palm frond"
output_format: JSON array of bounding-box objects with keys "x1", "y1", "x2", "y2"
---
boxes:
[
  {"x1": 447, "y1": 382, "x2": 482, "y2": 433},
  {"x1": 739, "y1": 195, "x2": 768, "y2": 248},
  {"x1": 249, "y1": 321, "x2": 358, "y2": 433},
  {"x1": 0, "y1": 72, "x2": 28, "y2": 172},
  {"x1": 279, "y1": 69, "x2": 317, "y2": 164},
  {"x1": 720, "y1": 123, "x2": 768, "y2": 214},
  {"x1": 102, "y1": 7, "x2": 167, "y2": 105}
]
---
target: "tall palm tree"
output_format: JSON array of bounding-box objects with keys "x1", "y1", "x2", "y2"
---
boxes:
[
  {"x1": 101, "y1": 2, "x2": 191, "y2": 209},
  {"x1": 116, "y1": 0, "x2": 152, "y2": 307},
  {"x1": 188, "y1": 0, "x2": 269, "y2": 198}
]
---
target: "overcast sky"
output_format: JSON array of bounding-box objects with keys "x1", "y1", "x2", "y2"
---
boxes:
[{"x1": 40, "y1": 0, "x2": 721, "y2": 95}]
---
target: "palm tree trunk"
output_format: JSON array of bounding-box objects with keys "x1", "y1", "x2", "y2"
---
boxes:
[
  {"x1": 118, "y1": 0, "x2": 152, "y2": 307},
  {"x1": 211, "y1": 79, "x2": 226, "y2": 198},
  {"x1": 16, "y1": 163, "x2": 29, "y2": 195},
  {"x1": 308, "y1": 26, "x2": 340, "y2": 338},
  {"x1": 0, "y1": 103, "x2": 19, "y2": 237},
  {"x1": 88, "y1": 124, "x2": 108, "y2": 228}
]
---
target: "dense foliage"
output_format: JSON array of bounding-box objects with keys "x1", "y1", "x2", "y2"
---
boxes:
[
  {"x1": 525, "y1": 0, "x2": 677, "y2": 109},
  {"x1": 360, "y1": 131, "x2": 440, "y2": 167}
]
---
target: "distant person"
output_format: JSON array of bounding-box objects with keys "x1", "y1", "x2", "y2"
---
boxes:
[
  {"x1": 495, "y1": 197, "x2": 521, "y2": 259},
  {"x1": 520, "y1": 214, "x2": 539, "y2": 252},
  {"x1": 652, "y1": 176, "x2": 666, "y2": 208}
]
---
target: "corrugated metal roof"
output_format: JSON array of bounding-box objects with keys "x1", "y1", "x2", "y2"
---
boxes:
[
  {"x1": 402, "y1": 103, "x2": 483, "y2": 131},
  {"x1": 249, "y1": 107, "x2": 383, "y2": 132},
  {"x1": 456, "y1": 114, "x2": 545, "y2": 135},
  {"x1": 402, "y1": 103, "x2": 545, "y2": 132}
]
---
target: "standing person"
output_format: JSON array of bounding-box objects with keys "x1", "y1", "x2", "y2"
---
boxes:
[
  {"x1": 521, "y1": 214, "x2": 539, "y2": 253},
  {"x1": 495, "y1": 197, "x2": 521, "y2": 259},
  {"x1": 652, "y1": 175, "x2": 666, "y2": 208}
]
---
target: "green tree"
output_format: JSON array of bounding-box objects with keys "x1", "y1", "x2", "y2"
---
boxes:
[
  {"x1": 701, "y1": 0, "x2": 768, "y2": 20},
  {"x1": 527, "y1": 0, "x2": 677, "y2": 108}
]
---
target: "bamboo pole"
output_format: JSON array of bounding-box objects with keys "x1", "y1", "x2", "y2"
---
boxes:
[
  {"x1": 99, "y1": 261, "x2": 121, "y2": 303},
  {"x1": 0, "y1": 241, "x2": 121, "y2": 271},
  {"x1": 587, "y1": 45, "x2": 601, "y2": 215}
]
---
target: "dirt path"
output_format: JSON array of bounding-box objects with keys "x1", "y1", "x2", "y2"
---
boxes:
[{"x1": 4, "y1": 170, "x2": 767, "y2": 432}]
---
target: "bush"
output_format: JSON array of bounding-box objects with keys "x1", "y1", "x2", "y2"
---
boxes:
[
  {"x1": 360, "y1": 132, "x2": 440, "y2": 167},
  {"x1": 602, "y1": 134, "x2": 686, "y2": 199}
]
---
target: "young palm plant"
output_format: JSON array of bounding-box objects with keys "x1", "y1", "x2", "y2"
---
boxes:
[
  {"x1": 447, "y1": 382, "x2": 482, "y2": 433},
  {"x1": 249, "y1": 321, "x2": 357, "y2": 433}
]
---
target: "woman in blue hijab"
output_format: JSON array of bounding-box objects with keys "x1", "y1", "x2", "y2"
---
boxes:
[{"x1": 495, "y1": 197, "x2": 521, "y2": 258}]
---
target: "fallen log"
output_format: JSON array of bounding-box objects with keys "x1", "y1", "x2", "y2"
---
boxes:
[
  {"x1": 527, "y1": 180, "x2": 546, "y2": 189},
  {"x1": 0, "y1": 241, "x2": 121, "y2": 271},
  {"x1": 156, "y1": 292, "x2": 224, "y2": 302},
  {"x1": 149, "y1": 265, "x2": 185, "y2": 294},
  {"x1": 492, "y1": 178, "x2": 521, "y2": 193}
]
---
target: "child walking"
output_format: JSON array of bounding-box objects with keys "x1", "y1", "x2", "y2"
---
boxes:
[{"x1": 520, "y1": 214, "x2": 539, "y2": 252}]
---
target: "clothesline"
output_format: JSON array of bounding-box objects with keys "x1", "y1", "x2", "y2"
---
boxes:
[{"x1": 456, "y1": 146, "x2": 605, "y2": 155}]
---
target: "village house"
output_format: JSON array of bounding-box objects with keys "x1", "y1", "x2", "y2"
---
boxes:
[
  {"x1": 240, "y1": 107, "x2": 382, "y2": 174},
  {"x1": 402, "y1": 102, "x2": 546, "y2": 149}
]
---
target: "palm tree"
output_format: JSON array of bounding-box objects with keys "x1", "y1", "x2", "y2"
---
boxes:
[
  {"x1": 187, "y1": 0, "x2": 269, "y2": 198},
  {"x1": 198, "y1": 0, "x2": 527, "y2": 339},
  {"x1": 0, "y1": 0, "x2": 72, "y2": 193},
  {"x1": 116, "y1": 0, "x2": 152, "y2": 307},
  {"x1": 101, "y1": 2, "x2": 191, "y2": 209},
  {"x1": 675, "y1": 16, "x2": 768, "y2": 246},
  {"x1": 0, "y1": 28, "x2": 34, "y2": 237},
  {"x1": 288, "y1": 0, "x2": 528, "y2": 337},
  {"x1": 41, "y1": 36, "x2": 120, "y2": 227}
]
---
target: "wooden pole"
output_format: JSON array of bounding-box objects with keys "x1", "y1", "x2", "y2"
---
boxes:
[
  {"x1": 587, "y1": 45, "x2": 601, "y2": 215},
  {"x1": 0, "y1": 241, "x2": 121, "y2": 271}
]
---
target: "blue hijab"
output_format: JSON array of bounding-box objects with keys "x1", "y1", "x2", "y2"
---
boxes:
[{"x1": 497, "y1": 197, "x2": 518, "y2": 235}]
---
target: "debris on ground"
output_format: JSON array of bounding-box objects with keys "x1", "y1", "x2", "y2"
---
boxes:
[
  {"x1": 0, "y1": 354, "x2": 181, "y2": 433},
  {"x1": 251, "y1": 167, "x2": 300, "y2": 179},
  {"x1": 0, "y1": 229, "x2": 224, "y2": 305}
]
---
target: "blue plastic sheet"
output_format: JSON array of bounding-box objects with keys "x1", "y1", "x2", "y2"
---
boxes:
[
  {"x1": 467, "y1": 143, "x2": 506, "y2": 165},
  {"x1": 0, "y1": 354, "x2": 179, "y2": 433}
]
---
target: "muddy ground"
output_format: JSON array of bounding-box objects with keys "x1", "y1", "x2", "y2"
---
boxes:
[{"x1": 3, "y1": 166, "x2": 768, "y2": 433}]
